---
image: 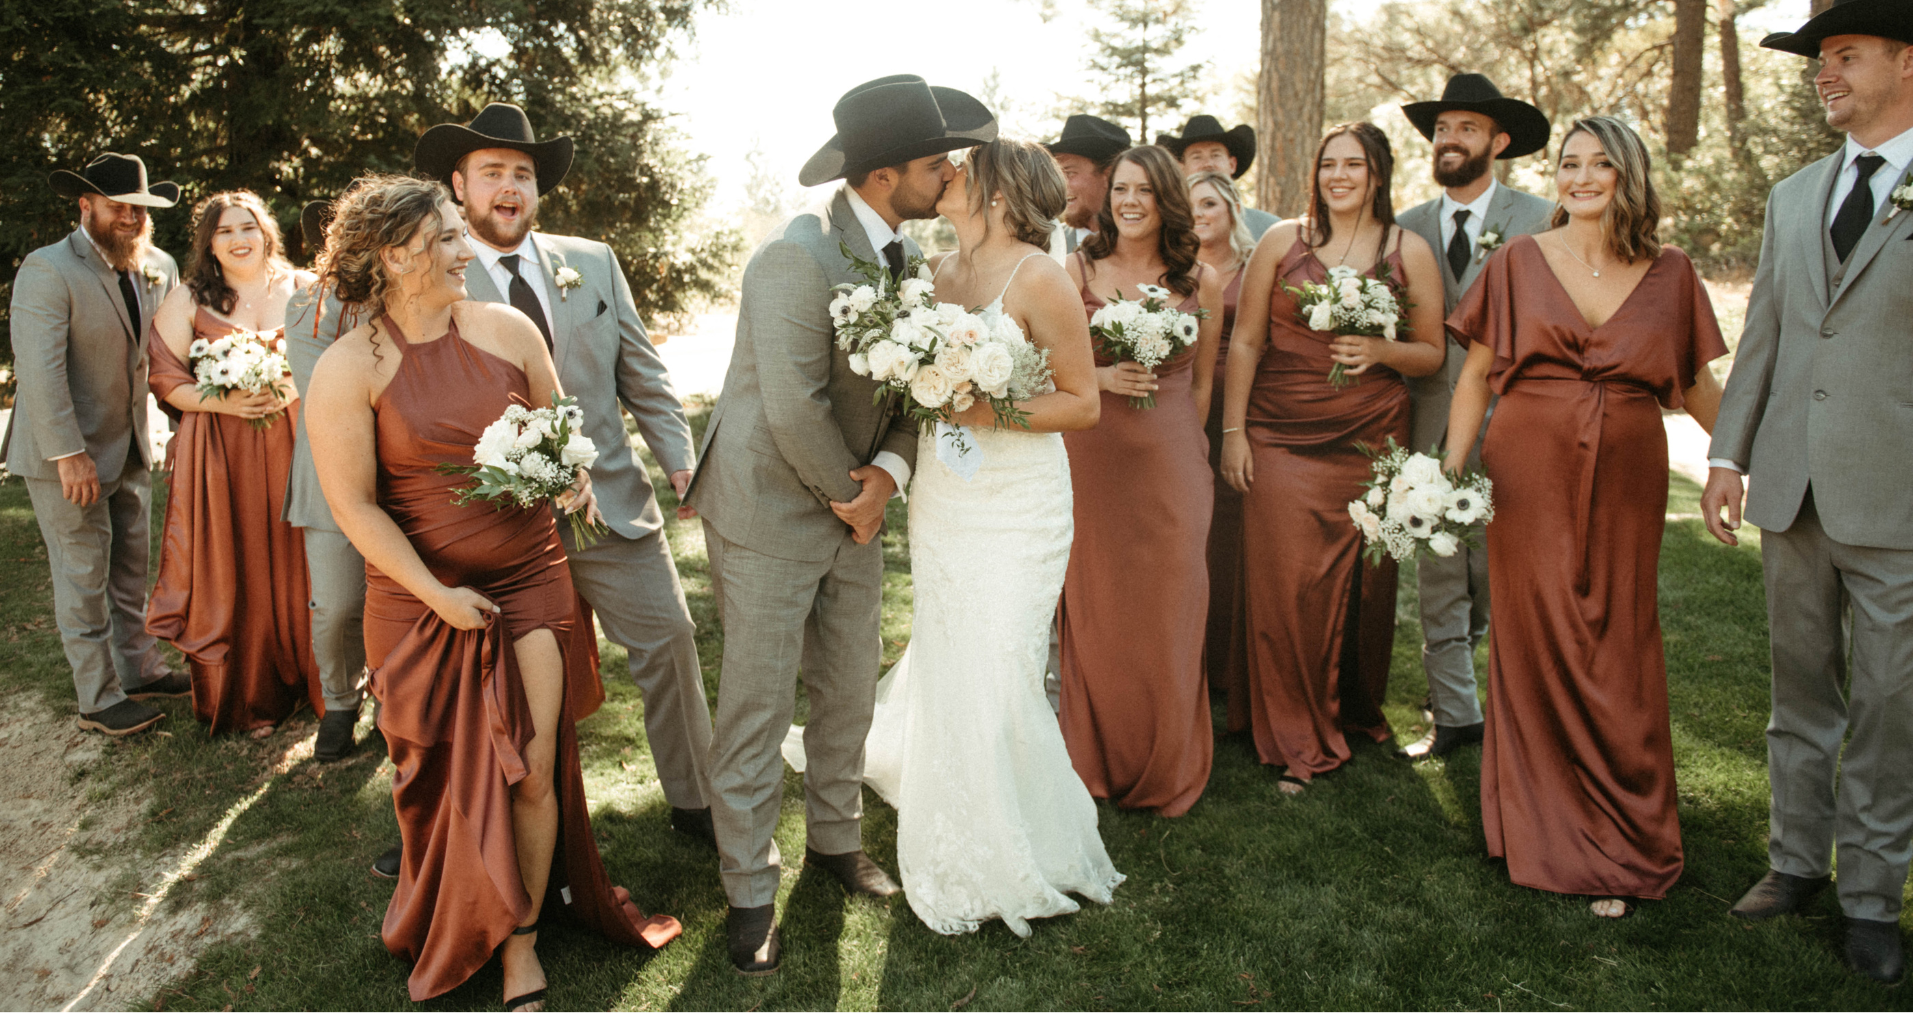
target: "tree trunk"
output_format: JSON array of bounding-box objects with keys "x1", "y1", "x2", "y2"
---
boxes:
[
  {"x1": 1255, "y1": 0, "x2": 1325, "y2": 217},
  {"x1": 1665, "y1": 0, "x2": 1706, "y2": 155},
  {"x1": 1719, "y1": 0, "x2": 1742, "y2": 132}
]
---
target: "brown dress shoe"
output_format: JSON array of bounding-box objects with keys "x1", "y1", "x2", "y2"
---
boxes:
[
  {"x1": 727, "y1": 903, "x2": 780, "y2": 976},
  {"x1": 804, "y1": 847, "x2": 900, "y2": 897},
  {"x1": 128, "y1": 670, "x2": 192, "y2": 699},
  {"x1": 1847, "y1": 918, "x2": 1905, "y2": 985},
  {"x1": 1729, "y1": 869, "x2": 1830, "y2": 920}
]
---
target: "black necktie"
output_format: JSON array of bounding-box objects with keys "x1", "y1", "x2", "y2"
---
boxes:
[
  {"x1": 1446, "y1": 209, "x2": 1473, "y2": 280},
  {"x1": 117, "y1": 270, "x2": 142, "y2": 340},
  {"x1": 498, "y1": 254, "x2": 554, "y2": 350},
  {"x1": 1831, "y1": 153, "x2": 1886, "y2": 263},
  {"x1": 882, "y1": 239, "x2": 905, "y2": 282}
]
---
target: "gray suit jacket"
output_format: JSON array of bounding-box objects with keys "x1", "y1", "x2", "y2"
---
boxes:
[
  {"x1": 465, "y1": 233, "x2": 695, "y2": 540},
  {"x1": 4, "y1": 228, "x2": 177, "y2": 480},
  {"x1": 282, "y1": 285, "x2": 360, "y2": 530},
  {"x1": 1243, "y1": 206, "x2": 1280, "y2": 240},
  {"x1": 1398, "y1": 185, "x2": 1554, "y2": 451},
  {"x1": 685, "y1": 189, "x2": 921, "y2": 561},
  {"x1": 1710, "y1": 150, "x2": 1913, "y2": 550}
]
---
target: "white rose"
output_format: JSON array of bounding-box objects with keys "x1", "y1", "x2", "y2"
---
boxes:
[
  {"x1": 934, "y1": 302, "x2": 964, "y2": 328},
  {"x1": 848, "y1": 352, "x2": 870, "y2": 376},
  {"x1": 899, "y1": 278, "x2": 934, "y2": 305},
  {"x1": 1407, "y1": 486, "x2": 1448, "y2": 520},
  {"x1": 1385, "y1": 491, "x2": 1413, "y2": 524},
  {"x1": 1427, "y1": 531, "x2": 1460, "y2": 557},
  {"x1": 988, "y1": 312, "x2": 1026, "y2": 346},
  {"x1": 970, "y1": 343, "x2": 1015, "y2": 397},
  {"x1": 1402, "y1": 454, "x2": 1444, "y2": 488},
  {"x1": 847, "y1": 286, "x2": 877, "y2": 313},
  {"x1": 951, "y1": 391, "x2": 976, "y2": 413},
  {"x1": 1308, "y1": 301, "x2": 1336, "y2": 332},
  {"x1": 512, "y1": 422, "x2": 545, "y2": 450},
  {"x1": 944, "y1": 312, "x2": 986, "y2": 347},
  {"x1": 1110, "y1": 300, "x2": 1144, "y2": 327},
  {"x1": 1089, "y1": 305, "x2": 1119, "y2": 330},
  {"x1": 865, "y1": 340, "x2": 905, "y2": 381},
  {"x1": 559, "y1": 432, "x2": 598, "y2": 467},
  {"x1": 917, "y1": 261, "x2": 934, "y2": 282},
  {"x1": 909, "y1": 364, "x2": 954, "y2": 408},
  {"x1": 473, "y1": 418, "x2": 517, "y2": 465},
  {"x1": 934, "y1": 341, "x2": 974, "y2": 383},
  {"x1": 1365, "y1": 486, "x2": 1385, "y2": 509}
]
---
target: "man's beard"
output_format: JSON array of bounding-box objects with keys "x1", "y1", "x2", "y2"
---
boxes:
[
  {"x1": 84, "y1": 212, "x2": 152, "y2": 272},
  {"x1": 1064, "y1": 201, "x2": 1099, "y2": 230},
  {"x1": 892, "y1": 180, "x2": 944, "y2": 221},
  {"x1": 1433, "y1": 144, "x2": 1494, "y2": 189},
  {"x1": 469, "y1": 202, "x2": 535, "y2": 248}
]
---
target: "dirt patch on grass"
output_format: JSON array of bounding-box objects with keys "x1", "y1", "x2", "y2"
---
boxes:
[{"x1": 0, "y1": 694, "x2": 257, "y2": 1011}]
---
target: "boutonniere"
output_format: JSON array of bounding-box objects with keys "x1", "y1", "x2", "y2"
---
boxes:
[
  {"x1": 1475, "y1": 225, "x2": 1506, "y2": 263},
  {"x1": 140, "y1": 265, "x2": 164, "y2": 290},
  {"x1": 552, "y1": 265, "x2": 583, "y2": 301},
  {"x1": 1888, "y1": 169, "x2": 1913, "y2": 220}
]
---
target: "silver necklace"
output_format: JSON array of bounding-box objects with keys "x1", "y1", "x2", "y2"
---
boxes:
[{"x1": 1560, "y1": 239, "x2": 1604, "y2": 278}]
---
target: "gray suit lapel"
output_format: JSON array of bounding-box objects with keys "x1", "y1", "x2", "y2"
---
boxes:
[
  {"x1": 1459, "y1": 185, "x2": 1527, "y2": 292},
  {"x1": 464, "y1": 256, "x2": 505, "y2": 305},
  {"x1": 1831, "y1": 182, "x2": 1913, "y2": 308},
  {"x1": 829, "y1": 189, "x2": 877, "y2": 266},
  {"x1": 1804, "y1": 153, "x2": 1843, "y2": 309},
  {"x1": 530, "y1": 233, "x2": 577, "y2": 374},
  {"x1": 71, "y1": 230, "x2": 134, "y2": 341}
]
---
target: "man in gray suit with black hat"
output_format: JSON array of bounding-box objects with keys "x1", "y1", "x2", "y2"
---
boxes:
[
  {"x1": 411, "y1": 103, "x2": 720, "y2": 848},
  {"x1": 7, "y1": 154, "x2": 189, "y2": 736},
  {"x1": 1703, "y1": 0, "x2": 1913, "y2": 984},
  {"x1": 685, "y1": 74, "x2": 993, "y2": 975},
  {"x1": 1157, "y1": 114, "x2": 1281, "y2": 238},
  {"x1": 1045, "y1": 114, "x2": 1129, "y2": 254},
  {"x1": 1392, "y1": 74, "x2": 1554, "y2": 760}
]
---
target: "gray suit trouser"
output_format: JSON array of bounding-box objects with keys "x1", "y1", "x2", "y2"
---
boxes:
[
  {"x1": 1416, "y1": 423, "x2": 1488, "y2": 728},
  {"x1": 560, "y1": 522, "x2": 712, "y2": 810},
  {"x1": 1763, "y1": 492, "x2": 1913, "y2": 922},
  {"x1": 25, "y1": 462, "x2": 169, "y2": 713},
  {"x1": 703, "y1": 519, "x2": 882, "y2": 908},
  {"x1": 301, "y1": 527, "x2": 366, "y2": 714}
]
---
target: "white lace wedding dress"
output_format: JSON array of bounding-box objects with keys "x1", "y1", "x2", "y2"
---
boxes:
[{"x1": 784, "y1": 262, "x2": 1122, "y2": 936}]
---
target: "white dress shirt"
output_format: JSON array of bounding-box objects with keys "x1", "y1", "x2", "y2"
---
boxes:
[
  {"x1": 1439, "y1": 178, "x2": 1500, "y2": 253},
  {"x1": 470, "y1": 234, "x2": 556, "y2": 339},
  {"x1": 1713, "y1": 127, "x2": 1913, "y2": 474},
  {"x1": 841, "y1": 185, "x2": 913, "y2": 497}
]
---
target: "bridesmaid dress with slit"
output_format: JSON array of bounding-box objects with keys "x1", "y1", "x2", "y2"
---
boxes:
[
  {"x1": 360, "y1": 313, "x2": 679, "y2": 1000},
  {"x1": 1240, "y1": 236, "x2": 1410, "y2": 780},
  {"x1": 147, "y1": 308, "x2": 322, "y2": 733},
  {"x1": 1447, "y1": 237, "x2": 1725, "y2": 900},
  {"x1": 1201, "y1": 266, "x2": 1250, "y2": 732},
  {"x1": 1058, "y1": 252, "x2": 1214, "y2": 817}
]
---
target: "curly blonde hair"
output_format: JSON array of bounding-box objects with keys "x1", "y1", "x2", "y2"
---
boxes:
[
  {"x1": 966, "y1": 138, "x2": 1069, "y2": 250},
  {"x1": 314, "y1": 175, "x2": 452, "y2": 312}
]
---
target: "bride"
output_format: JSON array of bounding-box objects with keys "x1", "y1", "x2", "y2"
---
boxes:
[{"x1": 786, "y1": 137, "x2": 1121, "y2": 936}]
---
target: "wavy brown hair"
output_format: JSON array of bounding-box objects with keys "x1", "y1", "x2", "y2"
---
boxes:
[
  {"x1": 313, "y1": 174, "x2": 451, "y2": 313},
  {"x1": 1549, "y1": 116, "x2": 1662, "y2": 263},
  {"x1": 1082, "y1": 145, "x2": 1202, "y2": 297},
  {"x1": 1306, "y1": 122, "x2": 1396, "y2": 249},
  {"x1": 966, "y1": 138, "x2": 1068, "y2": 250},
  {"x1": 185, "y1": 191, "x2": 289, "y2": 316}
]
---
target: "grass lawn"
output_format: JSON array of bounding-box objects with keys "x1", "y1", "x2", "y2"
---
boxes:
[{"x1": 0, "y1": 404, "x2": 1903, "y2": 1011}]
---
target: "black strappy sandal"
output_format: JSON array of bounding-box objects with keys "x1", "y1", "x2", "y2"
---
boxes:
[{"x1": 503, "y1": 922, "x2": 546, "y2": 1011}]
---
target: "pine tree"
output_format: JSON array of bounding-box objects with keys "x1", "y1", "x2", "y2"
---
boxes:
[{"x1": 1082, "y1": 0, "x2": 1209, "y2": 142}]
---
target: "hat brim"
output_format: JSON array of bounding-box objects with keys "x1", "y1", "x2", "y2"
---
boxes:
[
  {"x1": 300, "y1": 200, "x2": 334, "y2": 250},
  {"x1": 1046, "y1": 137, "x2": 1129, "y2": 165},
  {"x1": 414, "y1": 124, "x2": 575, "y2": 196},
  {"x1": 1155, "y1": 124, "x2": 1257, "y2": 178},
  {"x1": 1402, "y1": 99, "x2": 1552, "y2": 160},
  {"x1": 1760, "y1": 0, "x2": 1913, "y2": 57},
  {"x1": 799, "y1": 85, "x2": 998, "y2": 187},
  {"x1": 50, "y1": 170, "x2": 179, "y2": 207}
]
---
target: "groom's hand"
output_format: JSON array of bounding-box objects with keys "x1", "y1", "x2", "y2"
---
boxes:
[
  {"x1": 831, "y1": 465, "x2": 896, "y2": 545},
  {"x1": 1701, "y1": 466, "x2": 1744, "y2": 547}
]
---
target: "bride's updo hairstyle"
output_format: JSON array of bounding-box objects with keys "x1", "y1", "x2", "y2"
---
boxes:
[
  {"x1": 966, "y1": 138, "x2": 1068, "y2": 250},
  {"x1": 314, "y1": 174, "x2": 453, "y2": 312}
]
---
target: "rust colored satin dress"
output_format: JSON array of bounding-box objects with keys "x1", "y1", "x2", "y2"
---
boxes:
[
  {"x1": 1448, "y1": 238, "x2": 1725, "y2": 900},
  {"x1": 1059, "y1": 255, "x2": 1214, "y2": 817},
  {"x1": 360, "y1": 315, "x2": 678, "y2": 1001},
  {"x1": 147, "y1": 309, "x2": 322, "y2": 733},
  {"x1": 1201, "y1": 267, "x2": 1251, "y2": 733},
  {"x1": 1240, "y1": 237, "x2": 1410, "y2": 779}
]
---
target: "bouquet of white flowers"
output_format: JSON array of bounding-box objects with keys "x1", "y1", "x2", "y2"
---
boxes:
[
  {"x1": 189, "y1": 330, "x2": 292, "y2": 429},
  {"x1": 437, "y1": 394, "x2": 608, "y2": 546},
  {"x1": 1087, "y1": 284, "x2": 1205, "y2": 409},
  {"x1": 1346, "y1": 438, "x2": 1494, "y2": 565},
  {"x1": 1285, "y1": 263, "x2": 1411, "y2": 389},
  {"x1": 829, "y1": 244, "x2": 1052, "y2": 446}
]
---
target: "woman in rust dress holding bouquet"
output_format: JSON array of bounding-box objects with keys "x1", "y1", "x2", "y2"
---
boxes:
[
  {"x1": 1188, "y1": 170, "x2": 1254, "y2": 733},
  {"x1": 1060, "y1": 145, "x2": 1223, "y2": 817},
  {"x1": 304, "y1": 176, "x2": 678, "y2": 1009},
  {"x1": 147, "y1": 191, "x2": 322, "y2": 735},
  {"x1": 1219, "y1": 123, "x2": 1446, "y2": 794},
  {"x1": 1444, "y1": 117, "x2": 1725, "y2": 918}
]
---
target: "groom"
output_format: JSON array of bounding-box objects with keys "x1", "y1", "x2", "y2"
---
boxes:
[{"x1": 685, "y1": 74, "x2": 994, "y2": 975}]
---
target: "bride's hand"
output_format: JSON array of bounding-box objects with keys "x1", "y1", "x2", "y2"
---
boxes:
[{"x1": 1098, "y1": 362, "x2": 1157, "y2": 397}]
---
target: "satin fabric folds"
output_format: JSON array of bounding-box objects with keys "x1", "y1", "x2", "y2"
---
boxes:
[
  {"x1": 1449, "y1": 237, "x2": 1726, "y2": 900},
  {"x1": 146, "y1": 308, "x2": 321, "y2": 733},
  {"x1": 360, "y1": 318, "x2": 677, "y2": 1000}
]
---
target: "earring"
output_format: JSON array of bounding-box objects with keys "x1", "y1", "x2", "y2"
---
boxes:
[{"x1": 991, "y1": 200, "x2": 999, "y2": 208}]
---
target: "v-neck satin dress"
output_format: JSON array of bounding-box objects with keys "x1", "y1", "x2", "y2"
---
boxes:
[
  {"x1": 359, "y1": 314, "x2": 679, "y2": 1000},
  {"x1": 1447, "y1": 236, "x2": 1726, "y2": 900}
]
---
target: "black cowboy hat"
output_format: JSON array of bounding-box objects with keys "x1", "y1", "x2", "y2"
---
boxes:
[
  {"x1": 414, "y1": 103, "x2": 574, "y2": 196},
  {"x1": 1045, "y1": 114, "x2": 1132, "y2": 166},
  {"x1": 1155, "y1": 115, "x2": 1256, "y2": 178},
  {"x1": 49, "y1": 153, "x2": 179, "y2": 208},
  {"x1": 1761, "y1": 0, "x2": 1913, "y2": 57},
  {"x1": 1402, "y1": 74, "x2": 1552, "y2": 160},
  {"x1": 800, "y1": 75, "x2": 997, "y2": 187},
  {"x1": 299, "y1": 199, "x2": 333, "y2": 250}
]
